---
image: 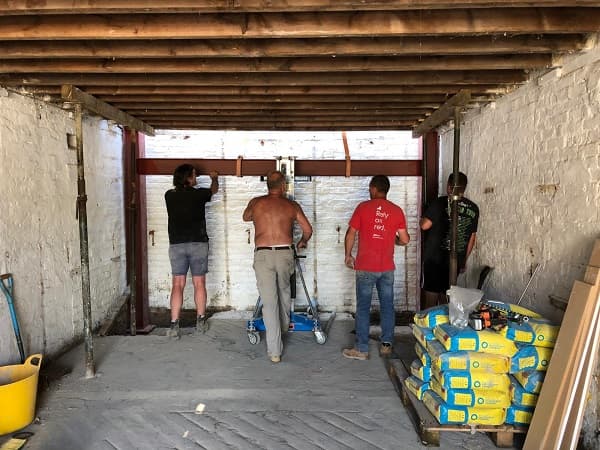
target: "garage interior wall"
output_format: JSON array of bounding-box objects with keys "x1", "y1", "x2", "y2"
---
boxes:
[
  {"x1": 145, "y1": 131, "x2": 420, "y2": 314},
  {"x1": 0, "y1": 91, "x2": 128, "y2": 366},
  {"x1": 438, "y1": 36, "x2": 600, "y2": 449}
]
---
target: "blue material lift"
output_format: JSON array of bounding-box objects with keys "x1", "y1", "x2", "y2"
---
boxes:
[{"x1": 246, "y1": 247, "x2": 335, "y2": 345}]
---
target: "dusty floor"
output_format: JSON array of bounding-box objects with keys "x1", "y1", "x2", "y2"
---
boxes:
[{"x1": 3, "y1": 317, "x2": 515, "y2": 449}]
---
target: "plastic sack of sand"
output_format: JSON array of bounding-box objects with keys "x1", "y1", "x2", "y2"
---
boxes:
[
  {"x1": 509, "y1": 375, "x2": 538, "y2": 407},
  {"x1": 426, "y1": 338, "x2": 510, "y2": 373},
  {"x1": 422, "y1": 390, "x2": 507, "y2": 425},
  {"x1": 429, "y1": 376, "x2": 510, "y2": 408},
  {"x1": 404, "y1": 375, "x2": 429, "y2": 400},
  {"x1": 414, "y1": 304, "x2": 449, "y2": 328},
  {"x1": 505, "y1": 404, "x2": 534, "y2": 426}
]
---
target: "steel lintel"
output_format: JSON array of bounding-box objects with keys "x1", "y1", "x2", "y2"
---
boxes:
[{"x1": 137, "y1": 158, "x2": 421, "y2": 177}]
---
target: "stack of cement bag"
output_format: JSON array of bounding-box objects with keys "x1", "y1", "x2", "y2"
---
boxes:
[{"x1": 404, "y1": 304, "x2": 559, "y2": 426}]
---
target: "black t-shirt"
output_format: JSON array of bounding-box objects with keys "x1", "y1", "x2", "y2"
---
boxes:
[
  {"x1": 165, "y1": 187, "x2": 213, "y2": 244},
  {"x1": 422, "y1": 195, "x2": 479, "y2": 265}
]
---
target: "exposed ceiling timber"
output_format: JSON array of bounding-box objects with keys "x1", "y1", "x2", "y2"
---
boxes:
[
  {"x1": 0, "y1": 36, "x2": 587, "y2": 59},
  {"x1": 0, "y1": 55, "x2": 554, "y2": 73},
  {"x1": 0, "y1": 71, "x2": 529, "y2": 86},
  {"x1": 15, "y1": 85, "x2": 513, "y2": 96},
  {"x1": 150, "y1": 125, "x2": 415, "y2": 131},
  {"x1": 1, "y1": 4, "x2": 597, "y2": 132},
  {"x1": 1, "y1": 10, "x2": 599, "y2": 40},
  {"x1": 131, "y1": 109, "x2": 434, "y2": 116},
  {"x1": 135, "y1": 114, "x2": 429, "y2": 122},
  {"x1": 90, "y1": 94, "x2": 449, "y2": 104},
  {"x1": 114, "y1": 103, "x2": 438, "y2": 111},
  {"x1": 61, "y1": 85, "x2": 155, "y2": 135},
  {"x1": 145, "y1": 120, "x2": 417, "y2": 128},
  {"x1": 413, "y1": 90, "x2": 472, "y2": 137},
  {"x1": 1, "y1": 1, "x2": 599, "y2": 14}
]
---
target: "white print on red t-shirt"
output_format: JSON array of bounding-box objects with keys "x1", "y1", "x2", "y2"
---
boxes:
[{"x1": 372, "y1": 206, "x2": 389, "y2": 239}]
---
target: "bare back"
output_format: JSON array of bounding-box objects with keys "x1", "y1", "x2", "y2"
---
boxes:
[{"x1": 243, "y1": 194, "x2": 311, "y2": 247}]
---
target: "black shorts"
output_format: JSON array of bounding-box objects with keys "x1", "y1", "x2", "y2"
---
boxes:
[
  {"x1": 422, "y1": 253, "x2": 466, "y2": 293},
  {"x1": 422, "y1": 260, "x2": 450, "y2": 293}
]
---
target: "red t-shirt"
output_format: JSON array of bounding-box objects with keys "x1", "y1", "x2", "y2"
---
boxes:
[{"x1": 349, "y1": 198, "x2": 407, "y2": 272}]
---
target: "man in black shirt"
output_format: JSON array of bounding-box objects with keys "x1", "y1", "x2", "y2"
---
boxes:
[
  {"x1": 165, "y1": 164, "x2": 219, "y2": 339},
  {"x1": 420, "y1": 172, "x2": 479, "y2": 308}
]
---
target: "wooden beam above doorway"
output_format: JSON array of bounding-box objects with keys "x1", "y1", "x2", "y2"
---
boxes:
[
  {"x1": 412, "y1": 90, "x2": 472, "y2": 138},
  {"x1": 61, "y1": 85, "x2": 155, "y2": 136}
]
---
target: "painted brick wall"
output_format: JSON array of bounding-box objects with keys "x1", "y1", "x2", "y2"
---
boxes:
[
  {"x1": 438, "y1": 36, "x2": 600, "y2": 448},
  {"x1": 145, "y1": 131, "x2": 420, "y2": 313},
  {"x1": 0, "y1": 90, "x2": 127, "y2": 365}
]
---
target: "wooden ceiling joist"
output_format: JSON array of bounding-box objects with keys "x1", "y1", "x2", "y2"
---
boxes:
[
  {"x1": 19, "y1": 85, "x2": 511, "y2": 96},
  {"x1": 61, "y1": 85, "x2": 155, "y2": 136},
  {"x1": 2, "y1": 3, "x2": 596, "y2": 132},
  {"x1": 0, "y1": 55, "x2": 553, "y2": 73},
  {"x1": 412, "y1": 90, "x2": 472, "y2": 137},
  {"x1": 1, "y1": 1, "x2": 598, "y2": 14},
  {"x1": 1, "y1": 9, "x2": 599, "y2": 40},
  {"x1": 151, "y1": 125, "x2": 414, "y2": 131},
  {"x1": 145, "y1": 119, "x2": 415, "y2": 127},
  {"x1": 1, "y1": 71, "x2": 529, "y2": 86},
  {"x1": 93, "y1": 94, "x2": 448, "y2": 104},
  {"x1": 114, "y1": 102, "x2": 438, "y2": 111},
  {"x1": 0, "y1": 36, "x2": 585, "y2": 59},
  {"x1": 131, "y1": 109, "x2": 433, "y2": 116}
]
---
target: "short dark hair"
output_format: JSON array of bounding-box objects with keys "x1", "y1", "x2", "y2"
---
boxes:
[
  {"x1": 448, "y1": 172, "x2": 468, "y2": 194},
  {"x1": 370, "y1": 175, "x2": 390, "y2": 194},
  {"x1": 173, "y1": 164, "x2": 195, "y2": 190},
  {"x1": 266, "y1": 171, "x2": 286, "y2": 190}
]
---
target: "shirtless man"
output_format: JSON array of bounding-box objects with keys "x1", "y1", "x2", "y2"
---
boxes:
[{"x1": 243, "y1": 171, "x2": 312, "y2": 363}]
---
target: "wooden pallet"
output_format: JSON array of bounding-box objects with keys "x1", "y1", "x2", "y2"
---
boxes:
[{"x1": 384, "y1": 358, "x2": 527, "y2": 447}]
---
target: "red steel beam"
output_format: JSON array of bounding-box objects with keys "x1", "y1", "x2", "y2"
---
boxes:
[{"x1": 137, "y1": 158, "x2": 421, "y2": 177}]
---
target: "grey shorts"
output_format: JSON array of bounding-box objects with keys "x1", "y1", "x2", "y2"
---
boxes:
[{"x1": 169, "y1": 242, "x2": 209, "y2": 276}]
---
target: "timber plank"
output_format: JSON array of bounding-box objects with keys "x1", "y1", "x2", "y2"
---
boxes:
[
  {"x1": 524, "y1": 257, "x2": 600, "y2": 449},
  {"x1": 2, "y1": 1, "x2": 598, "y2": 15},
  {"x1": 0, "y1": 36, "x2": 586, "y2": 59},
  {"x1": 2, "y1": 10, "x2": 600, "y2": 40},
  {"x1": 560, "y1": 317, "x2": 600, "y2": 449}
]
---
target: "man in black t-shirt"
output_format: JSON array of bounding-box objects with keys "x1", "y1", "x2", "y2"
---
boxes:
[
  {"x1": 420, "y1": 172, "x2": 479, "y2": 308},
  {"x1": 164, "y1": 164, "x2": 219, "y2": 339}
]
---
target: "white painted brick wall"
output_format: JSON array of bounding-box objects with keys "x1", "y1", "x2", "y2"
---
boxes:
[
  {"x1": 145, "y1": 131, "x2": 420, "y2": 313},
  {"x1": 0, "y1": 90, "x2": 127, "y2": 365},
  {"x1": 439, "y1": 36, "x2": 600, "y2": 448}
]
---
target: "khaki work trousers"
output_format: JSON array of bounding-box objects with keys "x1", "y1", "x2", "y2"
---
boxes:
[{"x1": 253, "y1": 248, "x2": 295, "y2": 357}]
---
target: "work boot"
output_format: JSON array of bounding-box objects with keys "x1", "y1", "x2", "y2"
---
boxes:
[
  {"x1": 167, "y1": 321, "x2": 181, "y2": 340},
  {"x1": 342, "y1": 348, "x2": 369, "y2": 360},
  {"x1": 196, "y1": 315, "x2": 209, "y2": 334},
  {"x1": 270, "y1": 355, "x2": 281, "y2": 363},
  {"x1": 379, "y1": 342, "x2": 393, "y2": 357}
]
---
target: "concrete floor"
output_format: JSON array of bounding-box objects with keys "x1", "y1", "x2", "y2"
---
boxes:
[{"x1": 3, "y1": 317, "x2": 514, "y2": 449}]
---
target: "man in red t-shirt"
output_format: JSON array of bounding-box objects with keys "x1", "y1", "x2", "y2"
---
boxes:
[{"x1": 343, "y1": 175, "x2": 410, "y2": 360}]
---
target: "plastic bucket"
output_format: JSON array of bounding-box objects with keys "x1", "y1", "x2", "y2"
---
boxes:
[{"x1": 0, "y1": 354, "x2": 43, "y2": 435}]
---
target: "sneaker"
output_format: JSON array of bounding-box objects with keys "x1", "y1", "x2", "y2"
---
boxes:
[
  {"x1": 270, "y1": 355, "x2": 281, "y2": 363},
  {"x1": 342, "y1": 348, "x2": 369, "y2": 360},
  {"x1": 379, "y1": 342, "x2": 393, "y2": 357},
  {"x1": 196, "y1": 315, "x2": 209, "y2": 334},
  {"x1": 167, "y1": 321, "x2": 181, "y2": 340}
]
